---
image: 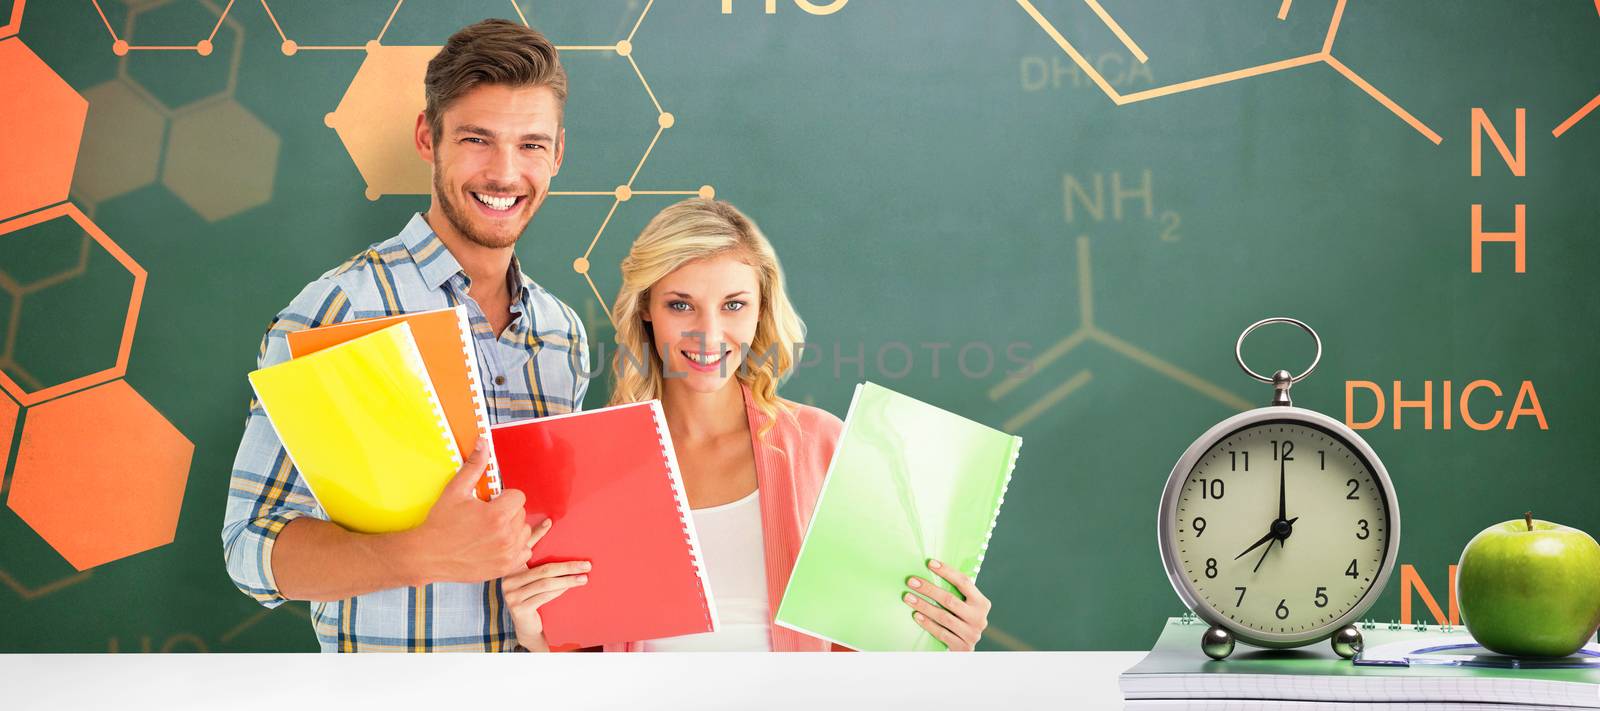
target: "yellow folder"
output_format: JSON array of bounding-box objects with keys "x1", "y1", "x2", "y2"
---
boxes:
[{"x1": 248, "y1": 322, "x2": 463, "y2": 533}]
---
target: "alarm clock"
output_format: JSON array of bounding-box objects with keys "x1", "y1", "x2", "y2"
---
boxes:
[{"x1": 1157, "y1": 318, "x2": 1401, "y2": 660}]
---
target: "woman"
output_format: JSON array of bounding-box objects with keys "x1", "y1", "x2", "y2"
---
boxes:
[{"x1": 502, "y1": 199, "x2": 991, "y2": 652}]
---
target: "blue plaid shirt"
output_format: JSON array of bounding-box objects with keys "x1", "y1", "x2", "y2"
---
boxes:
[{"x1": 222, "y1": 213, "x2": 589, "y2": 652}]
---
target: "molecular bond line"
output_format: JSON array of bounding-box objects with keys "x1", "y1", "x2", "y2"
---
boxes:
[
  {"x1": 1019, "y1": 0, "x2": 1444, "y2": 144},
  {"x1": 989, "y1": 236, "x2": 1253, "y2": 433},
  {"x1": 92, "y1": 0, "x2": 237, "y2": 56}
]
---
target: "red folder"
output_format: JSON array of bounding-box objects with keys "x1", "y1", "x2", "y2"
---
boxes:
[{"x1": 491, "y1": 401, "x2": 717, "y2": 647}]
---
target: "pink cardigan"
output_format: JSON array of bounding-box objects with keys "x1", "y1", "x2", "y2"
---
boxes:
[{"x1": 604, "y1": 384, "x2": 844, "y2": 652}]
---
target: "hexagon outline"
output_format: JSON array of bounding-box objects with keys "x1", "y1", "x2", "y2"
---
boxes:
[
  {"x1": 258, "y1": 0, "x2": 400, "y2": 54},
  {"x1": 0, "y1": 0, "x2": 23, "y2": 40},
  {"x1": 0, "y1": 567, "x2": 93, "y2": 601},
  {"x1": 0, "y1": 204, "x2": 145, "y2": 407},
  {"x1": 114, "y1": 0, "x2": 246, "y2": 116}
]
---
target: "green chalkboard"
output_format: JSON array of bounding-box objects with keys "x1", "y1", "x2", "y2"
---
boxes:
[{"x1": 1, "y1": 0, "x2": 1597, "y2": 652}]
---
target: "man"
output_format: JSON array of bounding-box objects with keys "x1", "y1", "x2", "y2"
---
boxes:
[{"x1": 223, "y1": 19, "x2": 591, "y2": 652}]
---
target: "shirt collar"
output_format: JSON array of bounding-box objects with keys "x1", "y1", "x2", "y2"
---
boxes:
[
  {"x1": 403, "y1": 212, "x2": 539, "y2": 313},
  {"x1": 400, "y1": 213, "x2": 464, "y2": 292}
]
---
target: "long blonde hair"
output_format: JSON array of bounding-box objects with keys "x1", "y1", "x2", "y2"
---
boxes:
[{"x1": 609, "y1": 199, "x2": 805, "y2": 438}]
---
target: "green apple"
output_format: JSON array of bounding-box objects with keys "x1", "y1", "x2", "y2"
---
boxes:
[{"x1": 1457, "y1": 513, "x2": 1600, "y2": 658}]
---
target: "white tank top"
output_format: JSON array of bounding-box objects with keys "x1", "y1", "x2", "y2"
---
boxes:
[{"x1": 640, "y1": 489, "x2": 772, "y2": 652}]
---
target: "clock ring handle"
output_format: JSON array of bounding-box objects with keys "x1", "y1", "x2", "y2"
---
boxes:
[{"x1": 1235, "y1": 317, "x2": 1323, "y2": 406}]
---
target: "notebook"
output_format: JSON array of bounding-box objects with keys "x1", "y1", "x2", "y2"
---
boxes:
[
  {"x1": 286, "y1": 305, "x2": 498, "y2": 501},
  {"x1": 774, "y1": 381, "x2": 1023, "y2": 651},
  {"x1": 491, "y1": 401, "x2": 717, "y2": 648},
  {"x1": 1121, "y1": 616, "x2": 1600, "y2": 707},
  {"x1": 248, "y1": 322, "x2": 463, "y2": 533}
]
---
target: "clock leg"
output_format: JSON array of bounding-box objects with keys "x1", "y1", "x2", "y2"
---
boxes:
[
  {"x1": 1331, "y1": 625, "x2": 1363, "y2": 659},
  {"x1": 1201, "y1": 625, "x2": 1234, "y2": 660}
]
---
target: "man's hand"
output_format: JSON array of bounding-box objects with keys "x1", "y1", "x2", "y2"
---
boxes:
[{"x1": 397, "y1": 439, "x2": 534, "y2": 585}]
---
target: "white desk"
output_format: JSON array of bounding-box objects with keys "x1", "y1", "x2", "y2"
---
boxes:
[{"x1": 0, "y1": 651, "x2": 1142, "y2": 710}]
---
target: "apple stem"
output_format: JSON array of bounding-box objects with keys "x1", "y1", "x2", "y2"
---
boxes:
[{"x1": 1525, "y1": 511, "x2": 1533, "y2": 531}]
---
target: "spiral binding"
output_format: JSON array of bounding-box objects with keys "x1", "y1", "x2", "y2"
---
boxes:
[
  {"x1": 453, "y1": 306, "x2": 500, "y2": 496},
  {"x1": 972, "y1": 436, "x2": 1023, "y2": 577},
  {"x1": 395, "y1": 322, "x2": 462, "y2": 469},
  {"x1": 650, "y1": 400, "x2": 720, "y2": 633}
]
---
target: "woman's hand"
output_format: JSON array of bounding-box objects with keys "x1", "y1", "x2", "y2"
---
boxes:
[
  {"x1": 502, "y1": 519, "x2": 590, "y2": 652},
  {"x1": 902, "y1": 559, "x2": 991, "y2": 652}
]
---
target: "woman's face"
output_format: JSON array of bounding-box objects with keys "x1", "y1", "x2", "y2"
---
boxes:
[{"x1": 645, "y1": 253, "x2": 763, "y2": 395}]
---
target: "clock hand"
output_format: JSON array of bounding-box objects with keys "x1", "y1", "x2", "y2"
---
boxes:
[
  {"x1": 1234, "y1": 529, "x2": 1277, "y2": 561},
  {"x1": 1246, "y1": 517, "x2": 1298, "y2": 573},
  {"x1": 1253, "y1": 535, "x2": 1275, "y2": 572},
  {"x1": 1278, "y1": 453, "x2": 1287, "y2": 522}
]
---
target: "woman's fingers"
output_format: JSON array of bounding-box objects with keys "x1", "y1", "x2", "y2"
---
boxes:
[
  {"x1": 902, "y1": 591, "x2": 973, "y2": 646},
  {"x1": 502, "y1": 559, "x2": 591, "y2": 589},
  {"x1": 523, "y1": 587, "x2": 573, "y2": 610},
  {"x1": 910, "y1": 609, "x2": 971, "y2": 651},
  {"x1": 926, "y1": 560, "x2": 991, "y2": 614},
  {"x1": 906, "y1": 576, "x2": 972, "y2": 618},
  {"x1": 504, "y1": 573, "x2": 588, "y2": 606}
]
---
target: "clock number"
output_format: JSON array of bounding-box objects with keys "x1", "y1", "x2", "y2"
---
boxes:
[
  {"x1": 1276, "y1": 599, "x2": 1289, "y2": 620},
  {"x1": 1228, "y1": 450, "x2": 1248, "y2": 471},
  {"x1": 1197, "y1": 479, "x2": 1225, "y2": 499},
  {"x1": 1345, "y1": 559, "x2": 1359, "y2": 579},
  {"x1": 1192, "y1": 517, "x2": 1206, "y2": 537},
  {"x1": 1318, "y1": 450, "x2": 1325, "y2": 470},
  {"x1": 1271, "y1": 440, "x2": 1295, "y2": 462},
  {"x1": 1234, "y1": 586, "x2": 1247, "y2": 607},
  {"x1": 1356, "y1": 519, "x2": 1370, "y2": 540},
  {"x1": 1314, "y1": 587, "x2": 1328, "y2": 608},
  {"x1": 1346, "y1": 479, "x2": 1360, "y2": 500},
  {"x1": 1205, "y1": 558, "x2": 1217, "y2": 578}
]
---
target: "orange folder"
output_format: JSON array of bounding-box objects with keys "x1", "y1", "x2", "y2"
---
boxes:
[{"x1": 287, "y1": 306, "x2": 499, "y2": 501}]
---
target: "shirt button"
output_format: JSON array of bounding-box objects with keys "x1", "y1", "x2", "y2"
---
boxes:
[{"x1": 494, "y1": 375, "x2": 506, "y2": 386}]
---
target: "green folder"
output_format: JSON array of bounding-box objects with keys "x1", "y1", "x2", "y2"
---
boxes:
[{"x1": 775, "y1": 382, "x2": 1022, "y2": 651}]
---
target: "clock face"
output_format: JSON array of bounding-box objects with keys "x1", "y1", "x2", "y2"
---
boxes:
[{"x1": 1171, "y1": 420, "x2": 1392, "y2": 638}]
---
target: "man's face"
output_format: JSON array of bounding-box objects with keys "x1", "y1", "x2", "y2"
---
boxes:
[{"x1": 417, "y1": 83, "x2": 565, "y2": 249}]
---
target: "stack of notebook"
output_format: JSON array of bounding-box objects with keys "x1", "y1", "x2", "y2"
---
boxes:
[
  {"x1": 249, "y1": 315, "x2": 468, "y2": 533},
  {"x1": 248, "y1": 308, "x2": 717, "y2": 647},
  {"x1": 1122, "y1": 616, "x2": 1600, "y2": 709}
]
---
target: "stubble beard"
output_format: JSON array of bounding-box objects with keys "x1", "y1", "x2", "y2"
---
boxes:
[{"x1": 433, "y1": 161, "x2": 534, "y2": 250}]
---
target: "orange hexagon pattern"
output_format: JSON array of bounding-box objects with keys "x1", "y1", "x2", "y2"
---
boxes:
[
  {"x1": 0, "y1": 36, "x2": 88, "y2": 219},
  {"x1": 7, "y1": 380, "x2": 193, "y2": 571},
  {"x1": 0, "y1": 3, "x2": 191, "y2": 578},
  {"x1": 0, "y1": 204, "x2": 145, "y2": 407},
  {"x1": 324, "y1": 44, "x2": 439, "y2": 200}
]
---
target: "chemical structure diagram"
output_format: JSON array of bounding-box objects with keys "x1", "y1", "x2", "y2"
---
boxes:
[
  {"x1": 0, "y1": 0, "x2": 195, "y2": 615},
  {"x1": 1017, "y1": 0, "x2": 1442, "y2": 144},
  {"x1": 87, "y1": 0, "x2": 708, "y2": 320},
  {"x1": 1017, "y1": 0, "x2": 1600, "y2": 143},
  {"x1": 988, "y1": 236, "x2": 1253, "y2": 433},
  {"x1": 999, "y1": 0, "x2": 1600, "y2": 433}
]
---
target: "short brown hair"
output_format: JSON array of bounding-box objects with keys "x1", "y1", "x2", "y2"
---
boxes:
[{"x1": 424, "y1": 19, "x2": 568, "y2": 140}]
